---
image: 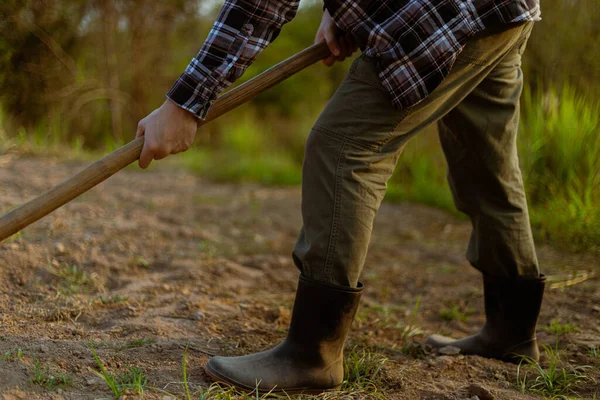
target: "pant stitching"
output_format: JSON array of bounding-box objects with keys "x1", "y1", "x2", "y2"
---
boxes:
[
  {"x1": 378, "y1": 108, "x2": 413, "y2": 151},
  {"x1": 323, "y1": 140, "x2": 348, "y2": 281},
  {"x1": 312, "y1": 125, "x2": 381, "y2": 152}
]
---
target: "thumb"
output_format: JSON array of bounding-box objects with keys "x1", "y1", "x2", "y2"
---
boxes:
[{"x1": 136, "y1": 120, "x2": 145, "y2": 139}]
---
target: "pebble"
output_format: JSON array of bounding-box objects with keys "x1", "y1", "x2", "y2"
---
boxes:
[
  {"x1": 193, "y1": 311, "x2": 206, "y2": 320},
  {"x1": 84, "y1": 233, "x2": 95, "y2": 244},
  {"x1": 39, "y1": 344, "x2": 49, "y2": 353},
  {"x1": 427, "y1": 355, "x2": 454, "y2": 368},
  {"x1": 467, "y1": 383, "x2": 495, "y2": 400},
  {"x1": 55, "y1": 242, "x2": 66, "y2": 254},
  {"x1": 85, "y1": 377, "x2": 103, "y2": 386},
  {"x1": 497, "y1": 381, "x2": 511, "y2": 389},
  {"x1": 439, "y1": 345, "x2": 461, "y2": 355}
]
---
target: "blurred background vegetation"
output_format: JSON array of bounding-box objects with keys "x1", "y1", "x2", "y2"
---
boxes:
[{"x1": 0, "y1": 0, "x2": 598, "y2": 252}]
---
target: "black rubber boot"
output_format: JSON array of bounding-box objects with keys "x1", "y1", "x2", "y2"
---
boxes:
[
  {"x1": 205, "y1": 276, "x2": 363, "y2": 394},
  {"x1": 426, "y1": 274, "x2": 546, "y2": 362}
]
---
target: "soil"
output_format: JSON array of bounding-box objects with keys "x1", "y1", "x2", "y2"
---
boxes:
[{"x1": 0, "y1": 155, "x2": 599, "y2": 399}]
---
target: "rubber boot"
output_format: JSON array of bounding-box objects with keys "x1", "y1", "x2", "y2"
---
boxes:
[
  {"x1": 426, "y1": 274, "x2": 546, "y2": 362},
  {"x1": 205, "y1": 276, "x2": 363, "y2": 394}
]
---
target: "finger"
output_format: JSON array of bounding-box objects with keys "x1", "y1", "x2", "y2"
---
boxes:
[
  {"x1": 322, "y1": 55, "x2": 336, "y2": 67},
  {"x1": 324, "y1": 28, "x2": 341, "y2": 57},
  {"x1": 138, "y1": 139, "x2": 155, "y2": 169},
  {"x1": 153, "y1": 150, "x2": 169, "y2": 160},
  {"x1": 136, "y1": 120, "x2": 145, "y2": 138},
  {"x1": 337, "y1": 33, "x2": 349, "y2": 58}
]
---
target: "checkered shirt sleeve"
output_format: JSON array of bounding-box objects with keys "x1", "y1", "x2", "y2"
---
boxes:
[{"x1": 167, "y1": 0, "x2": 299, "y2": 119}]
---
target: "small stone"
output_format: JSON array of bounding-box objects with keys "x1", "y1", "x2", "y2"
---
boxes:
[
  {"x1": 468, "y1": 383, "x2": 495, "y2": 400},
  {"x1": 439, "y1": 345, "x2": 461, "y2": 355},
  {"x1": 437, "y1": 355, "x2": 454, "y2": 366},
  {"x1": 55, "y1": 242, "x2": 66, "y2": 254},
  {"x1": 86, "y1": 377, "x2": 103, "y2": 386},
  {"x1": 193, "y1": 311, "x2": 205, "y2": 320},
  {"x1": 498, "y1": 381, "x2": 511, "y2": 389},
  {"x1": 39, "y1": 344, "x2": 49, "y2": 353},
  {"x1": 162, "y1": 396, "x2": 176, "y2": 400}
]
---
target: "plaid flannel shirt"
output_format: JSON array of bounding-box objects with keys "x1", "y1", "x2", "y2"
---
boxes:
[{"x1": 167, "y1": 0, "x2": 540, "y2": 119}]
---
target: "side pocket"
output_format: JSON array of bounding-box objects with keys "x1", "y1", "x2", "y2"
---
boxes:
[
  {"x1": 517, "y1": 23, "x2": 534, "y2": 55},
  {"x1": 348, "y1": 55, "x2": 386, "y2": 90}
]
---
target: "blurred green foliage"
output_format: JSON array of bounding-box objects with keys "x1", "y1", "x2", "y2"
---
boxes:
[{"x1": 0, "y1": 0, "x2": 598, "y2": 252}]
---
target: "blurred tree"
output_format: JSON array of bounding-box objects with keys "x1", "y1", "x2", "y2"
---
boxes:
[
  {"x1": 0, "y1": 0, "x2": 598, "y2": 147},
  {"x1": 0, "y1": 0, "x2": 88, "y2": 125}
]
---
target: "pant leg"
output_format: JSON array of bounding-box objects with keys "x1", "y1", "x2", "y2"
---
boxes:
[
  {"x1": 292, "y1": 57, "x2": 411, "y2": 288},
  {"x1": 438, "y1": 23, "x2": 540, "y2": 278},
  {"x1": 293, "y1": 22, "x2": 537, "y2": 288}
]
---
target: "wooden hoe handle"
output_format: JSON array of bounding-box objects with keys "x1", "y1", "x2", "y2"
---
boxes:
[{"x1": 0, "y1": 42, "x2": 330, "y2": 242}]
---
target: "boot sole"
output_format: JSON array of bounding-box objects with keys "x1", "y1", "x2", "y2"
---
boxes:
[{"x1": 204, "y1": 363, "x2": 341, "y2": 396}]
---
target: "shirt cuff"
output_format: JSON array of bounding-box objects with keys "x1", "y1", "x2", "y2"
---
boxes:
[{"x1": 166, "y1": 73, "x2": 216, "y2": 120}]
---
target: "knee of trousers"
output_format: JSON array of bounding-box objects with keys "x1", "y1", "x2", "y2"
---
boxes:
[{"x1": 303, "y1": 126, "x2": 396, "y2": 224}]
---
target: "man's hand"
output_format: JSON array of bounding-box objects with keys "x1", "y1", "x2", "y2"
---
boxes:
[
  {"x1": 136, "y1": 100, "x2": 198, "y2": 169},
  {"x1": 315, "y1": 9, "x2": 358, "y2": 67}
]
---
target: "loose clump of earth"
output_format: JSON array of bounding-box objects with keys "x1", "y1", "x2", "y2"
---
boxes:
[{"x1": 0, "y1": 156, "x2": 598, "y2": 399}]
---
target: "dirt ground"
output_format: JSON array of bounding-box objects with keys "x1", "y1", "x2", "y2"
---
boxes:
[{"x1": 0, "y1": 155, "x2": 598, "y2": 399}]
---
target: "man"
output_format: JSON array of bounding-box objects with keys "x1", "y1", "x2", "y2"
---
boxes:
[{"x1": 136, "y1": 0, "x2": 546, "y2": 394}]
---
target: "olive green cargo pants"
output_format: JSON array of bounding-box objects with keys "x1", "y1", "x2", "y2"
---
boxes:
[{"x1": 293, "y1": 22, "x2": 540, "y2": 288}]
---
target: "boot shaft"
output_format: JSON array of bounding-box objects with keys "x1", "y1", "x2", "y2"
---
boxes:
[
  {"x1": 482, "y1": 274, "x2": 546, "y2": 343},
  {"x1": 287, "y1": 276, "x2": 363, "y2": 360}
]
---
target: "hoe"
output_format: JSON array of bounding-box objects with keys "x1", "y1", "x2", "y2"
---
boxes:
[{"x1": 0, "y1": 43, "x2": 330, "y2": 242}]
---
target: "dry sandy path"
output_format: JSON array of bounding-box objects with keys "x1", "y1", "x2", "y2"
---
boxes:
[{"x1": 0, "y1": 156, "x2": 598, "y2": 399}]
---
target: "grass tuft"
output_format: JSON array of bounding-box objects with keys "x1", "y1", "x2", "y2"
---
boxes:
[
  {"x1": 516, "y1": 345, "x2": 595, "y2": 398},
  {"x1": 47, "y1": 263, "x2": 95, "y2": 294},
  {"x1": 90, "y1": 346, "x2": 148, "y2": 397},
  {"x1": 439, "y1": 305, "x2": 472, "y2": 322},
  {"x1": 122, "y1": 338, "x2": 156, "y2": 350},
  {"x1": 396, "y1": 295, "x2": 425, "y2": 341},
  {"x1": 2, "y1": 348, "x2": 23, "y2": 361},
  {"x1": 30, "y1": 359, "x2": 72, "y2": 391},
  {"x1": 342, "y1": 346, "x2": 388, "y2": 394},
  {"x1": 99, "y1": 295, "x2": 129, "y2": 304},
  {"x1": 541, "y1": 320, "x2": 579, "y2": 336}
]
